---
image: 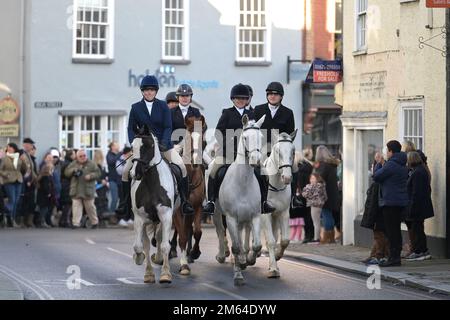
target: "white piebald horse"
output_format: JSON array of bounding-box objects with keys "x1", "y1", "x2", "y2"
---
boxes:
[
  {"x1": 130, "y1": 124, "x2": 179, "y2": 284},
  {"x1": 260, "y1": 130, "x2": 297, "y2": 278},
  {"x1": 214, "y1": 114, "x2": 266, "y2": 286}
]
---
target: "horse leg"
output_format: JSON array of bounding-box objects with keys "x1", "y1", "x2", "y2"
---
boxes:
[
  {"x1": 222, "y1": 215, "x2": 230, "y2": 257},
  {"x1": 143, "y1": 226, "x2": 155, "y2": 283},
  {"x1": 190, "y1": 206, "x2": 203, "y2": 260},
  {"x1": 261, "y1": 214, "x2": 280, "y2": 278},
  {"x1": 226, "y1": 215, "x2": 245, "y2": 286},
  {"x1": 169, "y1": 229, "x2": 178, "y2": 259},
  {"x1": 247, "y1": 216, "x2": 262, "y2": 267},
  {"x1": 151, "y1": 224, "x2": 164, "y2": 265},
  {"x1": 213, "y1": 210, "x2": 226, "y2": 264},
  {"x1": 178, "y1": 216, "x2": 191, "y2": 275},
  {"x1": 186, "y1": 223, "x2": 194, "y2": 263},
  {"x1": 133, "y1": 215, "x2": 146, "y2": 265},
  {"x1": 243, "y1": 224, "x2": 251, "y2": 257},
  {"x1": 159, "y1": 208, "x2": 173, "y2": 284},
  {"x1": 276, "y1": 210, "x2": 290, "y2": 261}
]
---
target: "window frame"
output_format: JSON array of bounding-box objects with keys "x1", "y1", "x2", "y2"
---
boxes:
[
  {"x1": 236, "y1": 0, "x2": 271, "y2": 63},
  {"x1": 59, "y1": 114, "x2": 126, "y2": 160},
  {"x1": 399, "y1": 100, "x2": 425, "y2": 151},
  {"x1": 161, "y1": 0, "x2": 190, "y2": 61},
  {"x1": 355, "y1": 0, "x2": 368, "y2": 52},
  {"x1": 72, "y1": 0, "x2": 115, "y2": 61}
]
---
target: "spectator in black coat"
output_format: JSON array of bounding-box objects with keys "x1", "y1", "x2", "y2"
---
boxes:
[
  {"x1": 59, "y1": 150, "x2": 74, "y2": 228},
  {"x1": 404, "y1": 151, "x2": 434, "y2": 261},
  {"x1": 290, "y1": 151, "x2": 314, "y2": 243},
  {"x1": 36, "y1": 164, "x2": 56, "y2": 228},
  {"x1": 361, "y1": 152, "x2": 389, "y2": 265},
  {"x1": 373, "y1": 140, "x2": 409, "y2": 267},
  {"x1": 106, "y1": 142, "x2": 121, "y2": 213}
]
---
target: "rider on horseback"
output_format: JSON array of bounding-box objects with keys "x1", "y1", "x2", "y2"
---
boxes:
[
  {"x1": 119, "y1": 75, "x2": 194, "y2": 216},
  {"x1": 202, "y1": 83, "x2": 276, "y2": 215}
]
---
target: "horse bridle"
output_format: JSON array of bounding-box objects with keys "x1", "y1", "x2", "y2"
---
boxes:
[
  {"x1": 131, "y1": 135, "x2": 163, "y2": 173},
  {"x1": 237, "y1": 126, "x2": 262, "y2": 158}
]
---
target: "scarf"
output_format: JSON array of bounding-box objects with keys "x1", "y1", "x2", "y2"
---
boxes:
[{"x1": 7, "y1": 152, "x2": 20, "y2": 170}]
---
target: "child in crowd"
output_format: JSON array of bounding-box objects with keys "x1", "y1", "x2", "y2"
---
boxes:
[{"x1": 302, "y1": 173, "x2": 328, "y2": 244}]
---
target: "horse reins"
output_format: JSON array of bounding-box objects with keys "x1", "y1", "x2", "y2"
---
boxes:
[{"x1": 268, "y1": 138, "x2": 294, "y2": 192}]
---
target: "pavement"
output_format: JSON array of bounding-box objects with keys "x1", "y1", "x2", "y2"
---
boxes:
[{"x1": 283, "y1": 240, "x2": 450, "y2": 296}]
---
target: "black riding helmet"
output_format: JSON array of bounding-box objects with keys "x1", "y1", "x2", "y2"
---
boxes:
[
  {"x1": 266, "y1": 81, "x2": 284, "y2": 96},
  {"x1": 165, "y1": 91, "x2": 178, "y2": 103},
  {"x1": 230, "y1": 83, "x2": 250, "y2": 100}
]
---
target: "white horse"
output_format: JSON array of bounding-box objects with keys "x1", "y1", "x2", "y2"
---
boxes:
[
  {"x1": 260, "y1": 130, "x2": 297, "y2": 278},
  {"x1": 213, "y1": 114, "x2": 266, "y2": 286},
  {"x1": 130, "y1": 125, "x2": 178, "y2": 284}
]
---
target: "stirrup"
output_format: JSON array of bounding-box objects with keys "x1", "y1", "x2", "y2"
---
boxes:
[
  {"x1": 182, "y1": 202, "x2": 194, "y2": 216},
  {"x1": 262, "y1": 201, "x2": 276, "y2": 214}
]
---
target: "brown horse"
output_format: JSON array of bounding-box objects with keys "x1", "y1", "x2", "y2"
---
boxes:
[{"x1": 172, "y1": 115, "x2": 206, "y2": 275}]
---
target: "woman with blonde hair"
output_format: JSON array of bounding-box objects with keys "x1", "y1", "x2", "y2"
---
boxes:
[{"x1": 94, "y1": 150, "x2": 109, "y2": 218}]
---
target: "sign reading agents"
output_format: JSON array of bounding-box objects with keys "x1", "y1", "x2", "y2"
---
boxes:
[
  {"x1": 426, "y1": 0, "x2": 450, "y2": 8},
  {"x1": 306, "y1": 59, "x2": 343, "y2": 84}
]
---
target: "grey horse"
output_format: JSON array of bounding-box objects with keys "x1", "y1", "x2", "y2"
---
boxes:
[
  {"x1": 213, "y1": 114, "x2": 266, "y2": 286},
  {"x1": 260, "y1": 130, "x2": 297, "y2": 278}
]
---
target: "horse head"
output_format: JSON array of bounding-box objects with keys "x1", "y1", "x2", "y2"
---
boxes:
[
  {"x1": 240, "y1": 114, "x2": 265, "y2": 167},
  {"x1": 184, "y1": 115, "x2": 206, "y2": 166},
  {"x1": 271, "y1": 129, "x2": 297, "y2": 185},
  {"x1": 131, "y1": 125, "x2": 158, "y2": 180}
]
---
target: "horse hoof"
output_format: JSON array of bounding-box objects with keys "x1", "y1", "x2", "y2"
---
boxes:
[
  {"x1": 151, "y1": 253, "x2": 163, "y2": 265},
  {"x1": 187, "y1": 256, "x2": 195, "y2": 264},
  {"x1": 239, "y1": 263, "x2": 248, "y2": 270},
  {"x1": 151, "y1": 237, "x2": 157, "y2": 247},
  {"x1": 144, "y1": 274, "x2": 156, "y2": 283},
  {"x1": 215, "y1": 255, "x2": 226, "y2": 264},
  {"x1": 256, "y1": 251, "x2": 262, "y2": 258},
  {"x1": 234, "y1": 278, "x2": 245, "y2": 286},
  {"x1": 190, "y1": 250, "x2": 201, "y2": 260},
  {"x1": 179, "y1": 264, "x2": 190, "y2": 276},
  {"x1": 246, "y1": 258, "x2": 256, "y2": 266},
  {"x1": 275, "y1": 254, "x2": 282, "y2": 261},
  {"x1": 159, "y1": 274, "x2": 172, "y2": 284},
  {"x1": 225, "y1": 249, "x2": 231, "y2": 258},
  {"x1": 133, "y1": 252, "x2": 145, "y2": 266},
  {"x1": 267, "y1": 270, "x2": 280, "y2": 279}
]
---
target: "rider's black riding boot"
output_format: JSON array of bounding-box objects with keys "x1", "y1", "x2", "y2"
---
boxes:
[
  {"x1": 116, "y1": 180, "x2": 130, "y2": 218},
  {"x1": 179, "y1": 176, "x2": 194, "y2": 216},
  {"x1": 255, "y1": 169, "x2": 275, "y2": 214},
  {"x1": 202, "y1": 177, "x2": 216, "y2": 215}
]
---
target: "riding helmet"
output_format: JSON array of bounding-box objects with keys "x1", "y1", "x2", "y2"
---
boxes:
[
  {"x1": 266, "y1": 81, "x2": 284, "y2": 96},
  {"x1": 165, "y1": 91, "x2": 178, "y2": 103},
  {"x1": 140, "y1": 75, "x2": 159, "y2": 91},
  {"x1": 176, "y1": 83, "x2": 193, "y2": 96},
  {"x1": 230, "y1": 83, "x2": 250, "y2": 100}
]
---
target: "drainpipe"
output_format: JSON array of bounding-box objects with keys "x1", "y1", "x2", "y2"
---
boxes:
[
  {"x1": 19, "y1": 0, "x2": 25, "y2": 143},
  {"x1": 446, "y1": 8, "x2": 450, "y2": 258}
]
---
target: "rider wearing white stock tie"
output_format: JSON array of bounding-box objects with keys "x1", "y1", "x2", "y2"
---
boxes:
[{"x1": 121, "y1": 75, "x2": 194, "y2": 216}]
